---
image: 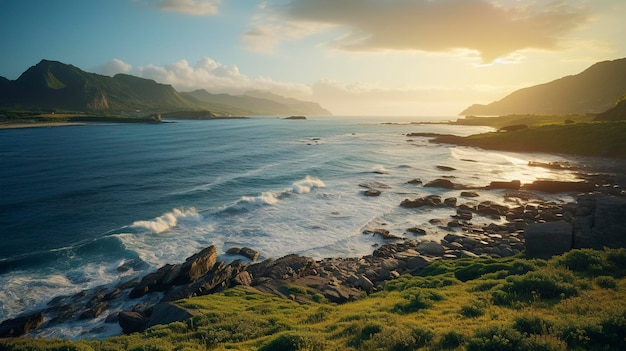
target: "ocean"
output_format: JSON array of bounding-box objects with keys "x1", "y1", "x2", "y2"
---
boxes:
[{"x1": 0, "y1": 116, "x2": 578, "y2": 338}]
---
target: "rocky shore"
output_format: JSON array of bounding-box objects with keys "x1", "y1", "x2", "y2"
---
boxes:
[{"x1": 1, "y1": 165, "x2": 625, "y2": 339}]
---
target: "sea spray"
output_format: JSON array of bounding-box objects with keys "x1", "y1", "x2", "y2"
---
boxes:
[{"x1": 130, "y1": 207, "x2": 201, "y2": 233}]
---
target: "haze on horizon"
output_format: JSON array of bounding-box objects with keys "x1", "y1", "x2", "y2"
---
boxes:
[{"x1": 1, "y1": 0, "x2": 625, "y2": 116}]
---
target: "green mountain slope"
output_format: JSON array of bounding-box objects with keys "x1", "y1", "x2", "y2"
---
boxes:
[
  {"x1": 182, "y1": 89, "x2": 331, "y2": 116},
  {"x1": 461, "y1": 57, "x2": 626, "y2": 116},
  {"x1": 0, "y1": 60, "x2": 332, "y2": 116}
]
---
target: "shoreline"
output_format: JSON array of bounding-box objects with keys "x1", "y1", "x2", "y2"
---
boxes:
[
  {"x1": 3, "y1": 160, "x2": 624, "y2": 339},
  {"x1": 0, "y1": 122, "x2": 87, "y2": 130}
]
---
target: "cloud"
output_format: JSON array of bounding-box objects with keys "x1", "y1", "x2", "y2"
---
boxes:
[
  {"x1": 253, "y1": 0, "x2": 592, "y2": 62},
  {"x1": 97, "y1": 57, "x2": 312, "y2": 97},
  {"x1": 95, "y1": 59, "x2": 133, "y2": 76},
  {"x1": 154, "y1": 0, "x2": 220, "y2": 15}
]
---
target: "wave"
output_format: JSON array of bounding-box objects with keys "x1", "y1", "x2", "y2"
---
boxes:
[
  {"x1": 130, "y1": 207, "x2": 201, "y2": 233},
  {"x1": 291, "y1": 176, "x2": 325, "y2": 194},
  {"x1": 240, "y1": 192, "x2": 279, "y2": 206}
]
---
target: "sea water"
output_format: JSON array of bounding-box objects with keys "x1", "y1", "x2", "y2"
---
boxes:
[{"x1": 0, "y1": 116, "x2": 579, "y2": 337}]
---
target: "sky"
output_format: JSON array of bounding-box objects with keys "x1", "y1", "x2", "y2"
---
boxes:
[{"x1": 0, "y1": 0, "x2": 625, "y2": 116}]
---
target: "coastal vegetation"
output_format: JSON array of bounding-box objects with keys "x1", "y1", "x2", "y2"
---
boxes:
[
  {"x1": 435, "y1": 119, "x2": 626, "y2": 158},
  {"x1": 2, "y1": 248, "x2": 625, "y2": 350}
]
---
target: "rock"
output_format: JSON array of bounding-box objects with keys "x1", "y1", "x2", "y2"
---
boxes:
[
  {"x1": 407, "y1": 178, "x2": 423, "y2": 185},
  {"x1": 226, "y1": 247, "x2": 260, "y2": 262},
  {"x1": 461, "y1": 191, "x2": 480, "y2": 197},
  {"x1": 487, "y1": 180, "x2": 521, "y2": 190},
  {"x1": 364, "y1": 229, "x2": 402, "y2": 240},
  {"x1": 476, "y1": 201, "x2": 509, "y2": 218},
  {"x1": 129, "y1": 264, "x2": 180, "y2": 299},
  {"x1": 145, "y1": 302, "x2": 194, "y2": 329},
  {"x1": 79, "y1": 303, "x2": 108, "y2": 320},
  {"x1": 407, "y1": 227, "x2": 426, "y2": 235},
  {"x1": 444, "y1": 197, "x2": 457, "y2": 207},
  {"x1": 424, "y1": 179, "x2": 456, "y2": 189},
  {"x1": 118, "y1": 311, "x2": 147, "y2": 334},
  {"x1": 356, "y1": 275, "x2": 374, "y2": 293},
  {"x1": 284, "y1": 115, "x2": 306, "y2": 120},
  {"x1": 580, "y1": 196, "x2": 626, "y2": 249},
  {"x1": 406, "y1": 256, "x2": 430, "y2": 270},
  {"x1": 363, "y1": 189, "x2": 382, "y2": 197},
  {"x1": 177, "y1": 246, "x2": 218, "y2": 284},
  {"x1": 0, "y1": 312, "x2": 44, "y2": 338},
  {"x1": 417, "y1": 241, "x2": 445, "y2": 256},
  {"x1": 453, "y1": 210, "x2": 473, "y2": 220},
  {"x1": 359, "y1": 181, "x2": 391, "y2": 189},
  {"x1": 525, "y1": 221, "x2": 573, "y2": 259},
  {"x1": 233, "y1": 271, "x2": 253, "y2": 286},
  {"x1": 522, "y1": 180, "x2": 594, "y2": 193},
  {"x1": 437, "y1": 165, "x2": 456, "y2": 171},
  {"x1": 400, "y1": 195, "x2": 442, "y2": 208}
]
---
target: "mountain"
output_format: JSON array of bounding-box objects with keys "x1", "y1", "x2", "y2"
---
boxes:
[
  {"x1": 460, "y1": 58, "x2": 626, "y2": 116},
  {"x1": 0, "y1": 60, "x2": 331, "y2": 116},
  {"x1": 182, "y1": 89, "x2": 331, "y2": 116}
]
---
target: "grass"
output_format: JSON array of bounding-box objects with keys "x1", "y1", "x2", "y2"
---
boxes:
[
  {"x1": 2, "y1": 249, "x2": 626, "y2": 350},
  {"x1": 434, "y1": 120, "x2": 626, "y2": 158}
]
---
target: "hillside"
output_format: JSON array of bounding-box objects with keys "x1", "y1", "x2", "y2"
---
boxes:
[
  {"x1": 183, "y1": 90, "x2": 331, "y2": 116},
  {"x1": 461, "y1": 58, "x2": 626, "y2": 116},
  {"x1": 595, "y1": 95, "x2": 626, "y2": 121},
  {"x1": 0, "y1": 60, "x2": 331, "y2": 117}
]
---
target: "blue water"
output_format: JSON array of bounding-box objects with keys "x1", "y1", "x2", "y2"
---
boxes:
[{"x1": 0, "y1": 116, "x2": 579, "y2": 337}]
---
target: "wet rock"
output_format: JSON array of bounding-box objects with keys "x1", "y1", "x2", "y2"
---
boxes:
[
  {"x1": 400, "y1": 195, "x2": 442, "y2": 208},
  {"x1": 487, "y1": 180, "x2": 521, "y2": 190},
  {"x1": 0, "y1": 312, "x2": 44, "y2": 338},
  {"x1": 226, "y1": 247, "x2": 260, "y2": 262},
  {"x1": 407, "y1": 178, "x2": 423, "y2": 185},
  {"x1": 363, "y1": 189, "x2": 382, "y2": 197},
  {"x1": 177, "y1": 245, "x2": 218, "y2": 284},
  {"x1": 364, "y1": 229, "x2": 402, "y2": 240},
  {"x1": 437, "y1": 165, "x2": 456, "y2": 171},
  {"x1": 444, "y1": 197, "x2": 457, "y2": 207},
  {"x1": 406, "y1": 227, "x2": 426, "y2": 235},
  {"x1": 424, "y1": 178, "x2": 456, "y2": 189},
  {"x1": 522, "y1": 180, "x2": 594, "y2": 193},
  {"x1": 461, "y1": 191, "x2": 480, "y2": 198}
]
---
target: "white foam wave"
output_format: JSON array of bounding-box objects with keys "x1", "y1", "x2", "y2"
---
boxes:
[
  {"x1": 291, "y1": 176, "x2": 325, "y2": 194},
  {"x1": 131, "y1": 207, "x2": 201, "y2": 233},
  {"x1": 240, "y1": 192, "x2": 279, "y2": 206},
  {"x1": 373, "y1": 165, "x2": 389, "y2": 174}
]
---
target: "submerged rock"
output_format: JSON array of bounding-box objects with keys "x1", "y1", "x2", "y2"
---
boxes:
[{"x1": 0, "y1": 312, "x2": 44, "y2": 338}]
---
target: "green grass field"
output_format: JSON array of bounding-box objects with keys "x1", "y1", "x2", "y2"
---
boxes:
[{"x1": 2, "y1": 248, "x2": 625, "y2": 350}]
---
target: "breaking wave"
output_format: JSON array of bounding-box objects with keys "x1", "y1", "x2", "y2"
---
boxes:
[{"x1": 130, "y1": 208, "x2": 201, "y2": 233}]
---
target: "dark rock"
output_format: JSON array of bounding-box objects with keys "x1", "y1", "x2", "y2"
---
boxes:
[
  {"x1": 525, "y1": 221, "x2": 573, "y2": 259},
  {"x1": 145, "y1": 302, "x2": 194, "y2": 329},
  {"x1": 118, "y1": 311, "x2": 147, "y2": 334},
  {"x1": 522, "y1": 180, "x2": 594, "y2": 193},
  {"x1": 248, "y1": 254, "x2": 316, "y2": 281},
  {"x1": 0, "y1": 312, "x2": 44, "y2": 338},
  {"x1": 129, "y1": 264, "x2": 180, "y2": 299},
  {"x1": 284, "y1": 115, "x2": 306, "y2": 120},
  {"x1": 444, "y1": 197, "x2": 457, "y2": 207},
  {"x1": 461, "y1": 191, "x2": 480, "y2": 197},
  {"x1": 417, "y1": 241, "x2": 445, "y2": 256},
  {"x1": 364, "y1": 229, "x2": 402, "y2": 240},
  {"x1": 79, "y1": 303, "x2": 108, "y2": 320},
  {"x1": 424, "y1": 179, "x2": 456, "y2": 189},
  {"x1": 407, "y1": 178, "x2": 423, "y2": 185},
  {"x1": 176, "y1": 246, "x2": 218, "y2": 284},
  {"x1": 454, "y1": 210, "x2": 473, "y2": 221},
  {"x1": 400, "y1": 195, "x2": 442, "y2": 208},
  {"x1": 437, "y1": 165, "x2": 456, "y2": 171},
  {"x1": 226, "y1": 247, "x2": 260, "y2": 262},
  {"x1": 487, "y1": 180, "x2": 521, "y2": 190},
  {"x1": 363, "y1": 189, "x2": 382, "y2": 197},
  {"x1": 407, "y1": 227, "x2": 426, "y2": 235},
  {"x1": 359, "y1": 181, "x2": 391, "y2": 189}
]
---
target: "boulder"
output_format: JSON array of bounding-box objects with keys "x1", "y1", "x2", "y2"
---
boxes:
[
  {"x1": 145, "y1": 302, "x2": 194, "y2": 329},
  {"x1": 407, "y1": 178, "x2": 423, "y2": 185},
  {"x1": 461, "y1": 191, "x2": 480, "y2": 198},
  {"x1": 424, "y1": 179, "x2": 456, "y2": 189},
  {"x1": 437, "y1": 165, "x2": 456, "y2": 171},
  {"x1": 0, "y1": 312, "x2": 44, "y2": 338},
  {"x1": 487, "y1": 180, "x2": 521, "y2": 190},
  {"x1": 363, "y1": 189, "x2": 382, "y2": 197},
  {"x1": 400, "y1": 195, "x2": 442, "y2": 208},
  {"x1": 524, "y1": 221, "x2": 573, "y2": 259},
  {"x1": 575, "y1": 196, "x2": 626, "y2": 249},
  {"x1": 118, "y1": 311, "x2": 147, "y2": 334},
  {"x1": 226, "y1": 247, "x2": 260, "y2": 262},
  {"x1": 176, "y1": 246, "x2": 218, "y2": 284},
  {"x1": 416, "y1": 241, "x2": 445, "y2": 256}
]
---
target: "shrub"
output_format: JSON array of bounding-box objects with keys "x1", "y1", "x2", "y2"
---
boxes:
[
  {"x1": 460, "y1": 300, "x2": 486, "y2": 318},
  {"x1": 258, "y1": 332, "x2": 325, "y2": 351},
  {"x1": 514, "y1": 315, "x2": 553, "y2": 335},
  {"x1": 467, "y1": 325, "x2": 524, "y2": 351},
  {"x1": 500, "y1": 269, "x2": 579, "y2": 302},
  {"x1": 438, "y1": 330, "x2": 466, "y2": 349},
  {"x1": 393, "y1": 291, "x2": 432, "y2": 314},
  {"x1": 556, "y1": 249, "x2": 603, "y2": 274},
  {"x1": 595, "y1": 276, "x2": 617, "y2": 289}
]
